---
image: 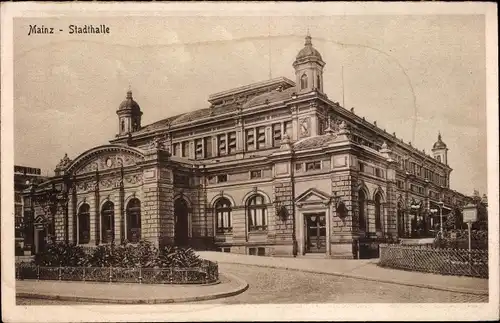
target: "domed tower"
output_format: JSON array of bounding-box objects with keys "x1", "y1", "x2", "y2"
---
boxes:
[
  {"x1": 117, "y1": 89, "x2": 143, "y2": 136},
  {"x1": 432, "y1": 132, "x2": 448, "y2": 165},
  {"x1": 293, "y1": 34, "x2": 326, "y2": 94}
]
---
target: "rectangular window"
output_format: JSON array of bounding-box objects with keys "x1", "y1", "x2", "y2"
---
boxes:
[
  {"x1": 204, "y1": 137, "x2": 213, "y2": 158},
  {"x1": 375, "y1": 168, "x2": 381, "y2": 177},
  {"x1": 173, "y1": 143, "x2": 180, "y2": 156},
  {"x1": 250, "y1": 170, "x2": 262, "y2": 179},
  {"x1": 272, "y1": 123, "x2": 282, "y2": 147},
  {"x1": 218, "y1": 134, "x2": 226, "y2": 156},
  {"x1": 258, "y1": 247, "x2": 266, "y2": 256},
  {"x1": 245, "y1": 129, "x2": 255, "y2": 151},
  {"x1": 248, "y1": 208, "x2": 267, "y2": 231},
  {"x1": 249, "y1": 248, "x2": 256, "y2": 255},
  {"x1": 295, "y1": 163, "x2": 303, "y2": 172},
  {"x1": 256, "y1": 127, "x2": 266, "y2": 149},
  {"x1": 228, "y1": 132, "x2": 237, "y2": 154},
  {"x1": 305, "y1": 161, "x2": 321, "y2": 171},
  {"x1": 359, "y1": 162, "x2": 365, "y2": 172},
  {"x1": 182, "y1": 141, "x2": 189, "y2": 158},
  {"x1": 195, "y1": 138, "x2": 203, "y2": 159},
  {"x1": 217, "y1": 174, "x2": 227, "y2": 183},
  {"x1": 284, "y1": 121, "x2": 292, "y2": 137}
]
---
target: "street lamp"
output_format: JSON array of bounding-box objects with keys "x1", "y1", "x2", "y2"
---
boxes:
[
  {"x1": 462, "y1": 202, "x2": 478, "y2": 253},
  {"x1": 438, "y1": 201, "x2": 444, "y2": 236}
]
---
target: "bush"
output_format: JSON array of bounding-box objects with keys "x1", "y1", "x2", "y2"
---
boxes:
[
  {"x1": 433, "y1": 229, "x2": 488, "y2": 250},
  {"x1": 34, "y1": 242, "x2": 88, "y2": 267},
  {"x1": 33, "y1": 240, "x2": 204, "y2": 268}
]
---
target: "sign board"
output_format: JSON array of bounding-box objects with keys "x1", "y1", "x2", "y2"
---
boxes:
[{"x1": 463, "y1": 208, "x2": 477, "y2": 223}]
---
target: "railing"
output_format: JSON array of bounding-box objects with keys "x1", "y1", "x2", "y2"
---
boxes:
[
  {"x1": 15, "y1": 260, "x2": 219, "y2": 284},
  {"x1": 379, "y1": 244, "x2": 488, "y2": 278}
]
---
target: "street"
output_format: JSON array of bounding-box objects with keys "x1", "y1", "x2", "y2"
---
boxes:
[{"x1": 17, "y1": 263, "x2": 487, "y2": 305}]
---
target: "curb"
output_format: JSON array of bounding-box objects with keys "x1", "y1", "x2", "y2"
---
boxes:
[
  {"x1": 215, "y1": 260, "x2": 488, "y2": 296},
  {"x1": 16, "y1": 272, "x2": 249, "y2": 304}
]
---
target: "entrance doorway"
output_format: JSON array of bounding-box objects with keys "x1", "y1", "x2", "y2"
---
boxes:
[
  {"x1": 304, "y1": 213, "x2": 326, "y2": 253},
  {"x1": 35, "y1": 228, "x2": 46, "y2": 254},
  {"x1": 174, "y1": 199, "x2": 189, "y2": 246}
]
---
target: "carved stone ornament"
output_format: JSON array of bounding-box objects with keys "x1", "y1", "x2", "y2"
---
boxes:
[
  {"x1": 277, "y1": 205, "x2": 288, "y2": 221},
  {"x1": 56, "y1": 153, "x2": 72, "y2": 170},
  {"x1": 125, "y1": 174, "x2": 143, "y2": 185},
  {"x1": 100, "y1": 178, "x2": 114, "y2": 189}
]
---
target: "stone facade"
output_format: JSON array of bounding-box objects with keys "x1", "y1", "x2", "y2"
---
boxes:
[{"x1": 23, "y1": 35, "x2": 473, "y2": 258}]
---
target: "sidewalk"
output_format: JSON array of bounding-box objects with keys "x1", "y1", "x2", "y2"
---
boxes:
[
  {"x1": 16, "y1": 272, "x2": 248, "y2": 304},
  {"x1": 197, "y1": 251, "x2": 488, "y2": 296}
]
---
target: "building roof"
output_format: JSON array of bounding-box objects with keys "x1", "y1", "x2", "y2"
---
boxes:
[
  {"x1": 242, "y1": 87, "x2": 296, "y2": 109},
  {"x1": 432, "y1": 132, "x2": 447, "y2": 150},
  {"x1": 118, "y1": 90, "x2": 141, "y2": 114},
  {"x1": 134, "y1": 79, "x2": 296, "y2": 135},
  {"x1": 295, "y1": 35, "x2": 323, "y2": 61},
  {"x1": 293, "y1": 134, "x2": 337, "y2": 150}
]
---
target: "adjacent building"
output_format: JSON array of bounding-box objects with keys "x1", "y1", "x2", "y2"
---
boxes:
[
  {"x1": 14, "y1": 165, "x2": 46, "y2": 255},
  {"x1": 24, "y1": 35, "x2": 472, "y2": 258}
]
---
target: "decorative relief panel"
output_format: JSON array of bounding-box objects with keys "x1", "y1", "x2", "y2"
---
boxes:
[
  {"x1": 125, "y1": 174, "x2": 143, "y2": 185},
  {"x1": 299, "y1": 117, "x2": 311, "y2": 137},
  {"x1": 99, "y1": 178, "x2": 114, "y2": 189},
  {"x1": 76, "y1": 154, "x2": 139, "y2": 175}
]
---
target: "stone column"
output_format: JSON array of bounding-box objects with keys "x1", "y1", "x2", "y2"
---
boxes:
[
  {"x1": 141, "y1": 149, "x2": 174, "y2": 248},
  {"x1": 67, "y1": 188, "x2": 75, "y2": 244},
  {"x1": 330, "y1": 171, "x2": 358, "y2": 258},
  {"x1": 88, "y1": 194, "x2": 97, "y2": 245}
]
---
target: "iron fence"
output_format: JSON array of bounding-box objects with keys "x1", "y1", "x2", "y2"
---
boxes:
[
  {"x1": 15, "y1": 260, "x2": 219, "y2": 284},
  {"x1": 379, "y1": 244, "x2": 488, "y2": 278}
]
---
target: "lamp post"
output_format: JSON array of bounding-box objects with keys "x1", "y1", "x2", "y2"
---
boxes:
[
  {"x1": 462, "y1": 203, "x2": 478, "y2": 253},
  {"x1": 438, "y1": 201, "x2": 444, "y2": 237}
]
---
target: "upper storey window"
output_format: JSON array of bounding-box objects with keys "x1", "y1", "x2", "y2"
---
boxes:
[
  {"x1": 195, "y1": 139, "x2": 203, "y2": 159},
  {"x1": 218, "y1": 134, "x2": 226, "y2": 156},
  {"x1": 436, "y1": 155, "x2": 441, "y2": 162},
  {"x1": 272, "y1": 123, "x2": 282, "y2": 147},
  {"x1": 246, "y1": 129, "x2": 255, "y2": 151},
  {"x1": 301, "y1": 74, "x2": 308, "y2": 90},
  {"x1": 256, "y1": 127, "x2": 266, "y2": 149},
  {"x1": 228, "y1": 132, "x2": 237, "y2": 154},
  {"x1": 182, "y1": 142, "x2": 189, "y2": 158},
  {"x1": 204, "y1": 137, "x2": 213, "y2": 158}
]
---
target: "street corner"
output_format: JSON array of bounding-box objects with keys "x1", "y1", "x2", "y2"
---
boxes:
[{"x1": 15, "y1": 271, "x2": 249, "y2": 304}]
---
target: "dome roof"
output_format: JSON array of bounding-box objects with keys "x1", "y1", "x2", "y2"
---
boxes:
[
  {"x1": 433, "y1": 132, "x2": 447, "y2": 149},
  {"x1": 118, "y1": 90, "x2": 141, "y2": 113},
  {"x1": 296, "y1": 35, "x2": 323, "y2": 61}
]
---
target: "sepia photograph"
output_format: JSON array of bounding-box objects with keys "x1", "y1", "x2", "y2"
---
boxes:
[{"x1": 1, "y1": 2, "x2": 498, "y2": 322}]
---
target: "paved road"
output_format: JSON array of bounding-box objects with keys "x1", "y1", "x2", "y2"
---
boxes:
[{"x1": 17, "y1": 263, "x2": 487, "y2": 305}]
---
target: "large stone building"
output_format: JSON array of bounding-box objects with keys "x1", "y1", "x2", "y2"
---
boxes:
[
  {"x1": 24, "y1": 35, "x2": 472, "y2": 258},
  {"x1": 14, "y1": 165, "x2": 46, "y2": 255}
]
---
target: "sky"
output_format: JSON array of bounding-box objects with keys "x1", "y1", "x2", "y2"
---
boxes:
[{"x1": 13, "y1": 14, "x2": 487, "y2": 195}]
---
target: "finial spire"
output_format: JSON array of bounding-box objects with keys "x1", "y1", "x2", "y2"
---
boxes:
[
  {"x1": 127, "y1": 85, "x2": 132, "y2": 99},
  {"x1": 438, "y1": 131, "x2": 442, "y2": 141},
  {"x1": 305, "y1": 31, "x2": 312, "y2": 46}
]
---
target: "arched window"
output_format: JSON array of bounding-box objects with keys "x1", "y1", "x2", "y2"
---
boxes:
[
  {"x1": 316, "y1": 74, "x2": 321, "y2": 91},
  {"x1": 247, "y1": 195, "x2": 267, "y2": 232},
  {"x1": 358, "y1": 190, "x2": 366, "y2": 231},
  {"x1": 300, "y1": 74, "x2": 308, "y2": 90},
  {"x1": 78, "y1": 204, "x2": 90, "y2": 244},
  {"x1": 375, "y1": 193, "x2": 382, "y2": 231},
  {"x1": 215, "y1": 198, "x2": 232, "y2": 233},
  {"x1": 436, "y1": 155, "x2": 441, "y2": 162},
  {"x1": 121, "y1": 119, "x2": 125, "y2": 132},
  {"x1": 126, "y1": 198, "x2": 141, "y2": 243},
  {"x1": 101, "y1": 201, "x2": 115, "y2": 243}
]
